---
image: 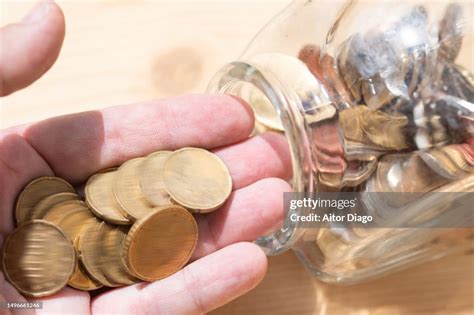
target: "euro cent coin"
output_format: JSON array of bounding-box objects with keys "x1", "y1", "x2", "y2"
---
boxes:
[
  {"x1": 162, "y1": 148, "x2": 232, "y2": 213},
  {"x1": 2, "y1": 220, "x2": 75, "y2": 297}
]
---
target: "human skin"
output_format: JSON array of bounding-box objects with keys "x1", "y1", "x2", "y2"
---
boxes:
[{"x1": 0, "y1": 1, "x2": 292, "y2": 314}]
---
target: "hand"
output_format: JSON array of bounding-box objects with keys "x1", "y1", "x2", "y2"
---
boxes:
[{"x1": 0, "y1": 1, "x2": 292, "y2": 314}]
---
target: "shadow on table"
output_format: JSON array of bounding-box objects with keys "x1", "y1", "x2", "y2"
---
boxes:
[{"x1": 212, "y1": 250, "x2": 474, "y2": 315}]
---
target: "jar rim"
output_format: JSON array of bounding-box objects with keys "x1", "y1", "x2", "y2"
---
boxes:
[{"x1": 207, "y1": 61, "x2": 314, "y2": 254}]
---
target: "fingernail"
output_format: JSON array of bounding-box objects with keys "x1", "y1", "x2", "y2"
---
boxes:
[{"x1": 22, "y1": 0, "x2": 52, "y2": 23}]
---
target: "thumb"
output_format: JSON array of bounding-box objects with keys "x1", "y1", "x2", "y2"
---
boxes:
[{"x1": 0, "y1": 0, "x2": 65, "y2": 96}]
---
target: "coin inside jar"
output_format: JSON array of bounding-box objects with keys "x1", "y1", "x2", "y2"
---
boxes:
[
  {"x1": 85, "y1": 169, "x2": 131, "y2": 225},
  {"x1": 15, "y1": 176, "x2": 75, "y2": 225},
  {"x1": 2, "y1": 220, "x2": 75, "y2": 297},
  {"x1": 139, "y1": 151, "x2": 173, "y2": 207},
  {"x1": 114, "y1": 158, "x2": 154, "y2": 221},
  {"x1": 162, "y1": 148, "x2": 232, "y2": 212},
  {"x1": 123, "y1": 206, "x2": 198, "y2": 281}
]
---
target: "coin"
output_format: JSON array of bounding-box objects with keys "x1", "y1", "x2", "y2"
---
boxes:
[
  {"x1": 100, "y1": 225, "x2": 137, "y2": 286},
  {"x1": 339, "y1": 107, "x2": 365, "y2": 143},
  {"x1": 337, "y1": 33, "x2": 365, "y2": 103},
  {"x1": 139, "y1": 151, "x2": 173, "y2": 207},
  {"x1": 44, "y1": 201, "x2": 103, "y2": 289},
  {"x1": 441, "y1": 64, "x2": 474, "y2": 102},
  {"x1": 336, "y1": 6, "x2": 432, "y2": 108},
  {"x1": 2, "y1": 220, "x2": 75, "y2": 297},
  {"x1": 298, "y1": 44, "x2": 353, "y2": 108},
  {"x1": 114, "y1": 158, "x2": 154, "y2": 221},
  {"x1": 362, "y1": 107, "x2": 409, "y2": 150},
  {"x1": 123, "y1": 206, "x2": 198, "y2": 281},
  {"x1": 78, "y1": 221, "x2": 118, "y2": 287},
  {"x1": 15, "y1": 176, "x2": 75, "y2": 225},
  {"x1": 373, "y1": 154, "x2": 448, "y2": 195},
  {"x1": 438, "y1": 3, "x2": 463, "y2": 63},
  {"x1": 42, "y1": 200, "x2": 89, "y2": 224},
  {"x1": 68, "y1": 238, "x2": 102, "y2": 291},
  {"x1": 85, "y1": 169, "x2": 131, "y2": 225},
  {"x1": 361, "y1": 75, "x2": 395, "y2": 110},
  {"x1": 343, "y1": 158, "x2": 377, "y2": 187},
  {"x1": 162, "y1": 148, "x2": 232, "y2": 212},
  {"x1": 420, "y1": 145, "x2": 472, "y2": 179},
  {"x1": 26, "y1": 192, "x2": 79, "y2": 223},
  {"x1": 339, "y1": 105, "x2": 410, "y2": 151}
]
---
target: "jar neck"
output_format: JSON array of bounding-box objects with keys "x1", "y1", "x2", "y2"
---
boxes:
[
  {"x1": 208, "y1": 59, "x2": 338, "y2": 254},
  {"x1": 208, "y1": 60, "x2": 316, "y2": 190}
]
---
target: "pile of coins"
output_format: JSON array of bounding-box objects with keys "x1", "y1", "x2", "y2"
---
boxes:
[
  {"x1": 239, "y1": 2, "x2": 473, "y2": 277},
  {"x1": 2, "y1": 147, "x2": 232, "y2": 297}
]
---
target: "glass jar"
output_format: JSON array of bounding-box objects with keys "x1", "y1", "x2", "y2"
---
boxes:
[{"x1": 208, "y1": 0, "x2": 473, "y2": 283}]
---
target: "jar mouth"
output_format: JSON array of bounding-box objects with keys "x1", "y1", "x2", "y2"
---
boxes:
[{"x1": 207, "y1": 61, "x2": 314, "y2": 254}]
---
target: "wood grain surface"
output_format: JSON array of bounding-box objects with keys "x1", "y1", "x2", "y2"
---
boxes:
[{"x1": 1, "y1": 1, "x2": 473, "y2": 314}]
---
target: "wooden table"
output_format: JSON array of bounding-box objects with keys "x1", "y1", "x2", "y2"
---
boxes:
[{"x1": 1, "y1": 1, "x2": 473, "y2": 314}]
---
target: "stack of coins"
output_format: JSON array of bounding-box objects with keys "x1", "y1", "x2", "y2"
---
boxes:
[{"x1": 2, "y1": 147, "x2": 232, "y2": 297}]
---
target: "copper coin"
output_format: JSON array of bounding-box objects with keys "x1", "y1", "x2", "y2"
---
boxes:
[
  {"x1": 15, "y1": 176, "x2": 75, "y2": 225},
  {"x1": 139, "y1": 151, "x2": 173, "y2": 207},
  {"x1": 162, "y1": 148, "x2": 232, "y2": 213},
  {"x1": 27, "y1": 192, "x2": 79, "y2": 223},
  {"x1": 114, "y1": 158, "x2": 154, "y2": 221},
  {"x1": 2, "y1": 220, "x2": 75, "y2": 297},
  {"x1": 123, "y1": 206, "x2": 198, "y2": 281},
  {"x1": 100, "y1": 225, "x2": 137, "y2": 286},
  {"x1": 85, "y1": 169, "x2": 131, "y2": 225},
  {"x1": 79, "y1": 222, "x2": 119, "y2": 287},
  {"x1": 42, "y1": 200, "x2": 90, "y2": 225},
  {"x1": 40, "y1": 200, "x2": 102, "y2": 289},
  {"x1": 68, "y1": 238, "x2": 102, "y2": 291}
]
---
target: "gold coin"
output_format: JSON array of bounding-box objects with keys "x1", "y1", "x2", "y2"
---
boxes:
[
  {"x1": 79, "y1": 222, "x2": 120, "y2": 287},
  {"x1": 343, "y1": 157, "x2": 377, "y2": 187},
  {"x1": 69, "y1": 238, "x2": 102, "y2": 291},
  {"x1": 443, "y1": 146, "x2": 471, "y2": 172},
  {"x1": 114, "y1": 158, "x2": 154, "y2": 221},
  {"x1": 339, "y1": 106, "x2": 365, "y2": 143},
  {"x1": 42, "y1": 200, "x2": 89, "y2": 224},
  {"x1": 139, "y1": 151, "x2": 173, "y2": 207},
  {"x1": 27, "y1": 192, "x2": 79, "y2": 223},
  {"x1": 50, "y1": 204, "x2": 100, "y2": 287},
  {"x1": 100, "y1": 225, "x2": 137, "y2": 286},
  {"x1": 85, "y1": 169, "x2": 131, "y2": 225},
  {"x1": 15, "y1": 176, "x2": 75, "y2": 225},
  {"x1": 2, "y1": 220, "x2": 75, "y2": 297},
  {"x1": 123, "y1": 206, "x2": 198, "y2": 281},
  {"x1": 162, "y1": 148, "x2": 232, "y2": 213},
  {"x1": 40, "y1": 200, "x2": 103, "y2": 289}
]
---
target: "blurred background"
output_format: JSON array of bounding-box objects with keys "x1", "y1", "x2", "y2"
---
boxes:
[{"x1": 1, "y1": 1, "x2": 473, "y2": 314}]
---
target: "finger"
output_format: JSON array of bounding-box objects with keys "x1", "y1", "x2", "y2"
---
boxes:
[
  {"x1": 0, "y1": 0, "x2": 65, "y2": 96},
  {"x1": 214, "y1": 132, "x2": 292, "y2": 190},
  {"x1": 1, "y1": 272, "x2": 31, "y2": 313},
  {"x1": 193, "y1": 177, "x2": 291, "y2": 259},
  {"x1": 92, "y1": 242, "x2": 267, "y2": 315},
  {"x1": 0, "y1": 133, "x2": 53, "y2": 235},
  {"x1": 29, "y1": 287, "x2": 90, "y2": 315},
  {"x1": 18, "y1": 94, "x2": 254, "y2": 183}
]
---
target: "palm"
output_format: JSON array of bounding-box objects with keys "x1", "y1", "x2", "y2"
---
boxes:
[{"x1": 0, "y1": 2, "x2": 291, "y2": 314}]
